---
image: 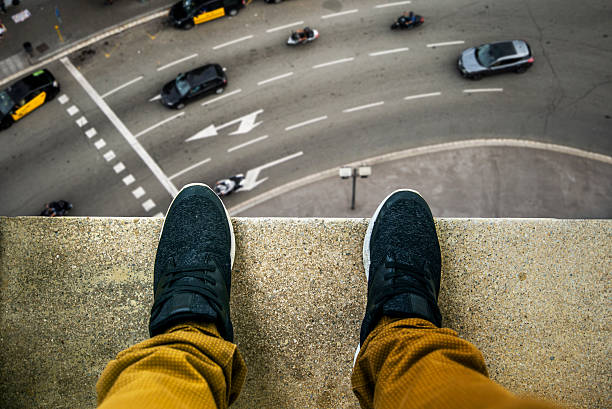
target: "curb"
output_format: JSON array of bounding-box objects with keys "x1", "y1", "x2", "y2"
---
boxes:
[{"x1": 0, "y1": 6, "x2": 171, "y2": 87}]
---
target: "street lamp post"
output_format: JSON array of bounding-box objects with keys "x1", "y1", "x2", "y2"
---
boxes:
[{"x1": 339, "y1": 166, "x2": 372, "y2": 210}]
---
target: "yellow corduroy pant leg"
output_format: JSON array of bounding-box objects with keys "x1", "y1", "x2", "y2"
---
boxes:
[
  {"x1": 97, "y1": 322, "x2": 246, "y2": 409},
  {"x1": 352, "y1": 317, "x2": 560, "y2": 409}
]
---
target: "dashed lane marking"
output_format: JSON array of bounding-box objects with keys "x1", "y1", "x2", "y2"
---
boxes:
[
  {"x1": 149, "y1": 94, "x2": 161, "y2": 102},
  {"x1": 285, "y1": 116, "x2": 328, "y2": 131},
  {"x1": 103, "y1": 150, "x2": 116, "y2": 162},
  {"x1": 213, "y1": 35, "x2": 254, "y2": 50},
  {"x1": 427, "y1": 41, "x2": 465, "y2": 48},
  {"x1": 369, "y1": 48, "x2": 409, "y2": 56},
  {"x1": 58, "y1": 94, "x2": 69, "y2": 104},
  {"x1": 312, "y1": 57, "x2": 354, "y2": 69},
  {"x1": 228, "y1": 135, "x2": 269, "y2": 152},
  {"x1": 322, "y1": 9, "x2": 359, "y2": 19},
  {"x1": 134, "y1": 112, "x2": 185, "y2": 138},
  {"x1": 404, "y1": 92, "x2": 442, "y2": 100},
  {"x1": 374, "y1": 1, "x2": 411, "y2": 7},
  {"x1": 132, "y1": 186, "x2": 146, "y2": 199},
  {"x1": 258, "y1": 72, "x2": 294, "y2": 86},
  {"x1": 85, "y1": 128, "x2": 97, "y2": 139},
  {"x1": 266, "y1": 21, "x2": 304, "y2": 33},
  {"x1": 201, "y1": 88, "x2": 242, "y2": 106},
  {"x1": 66, "y1": 105, "x2": 79, "y2": 116},
  {"x1": 113, "y1": 162, "x2": 126, "y2": 173},
  {"x1": 122, "y1": 174, "x2": 136, "y2": 185},
  {"x1": 169, "y1": 157, "x2": 211, "y2": 181},
  {"x1": 463, "y1": 88, "x2": 504, "y2": 93},
  {"x1": 142, "y1": 199, "x2": 156, "y2": 212},
  {"x1": 76, "y1": 116, "x2": 88, "y2": 127},
  {"x1": 343, "y1": 101, "x2": 385, "y2": 113},
  {"x1": 157, "y1": 53, "x2": 198, "y2": 72},
  {"x1": 94, "y1": 139, "x2": 106, "y2": 150},
  {"x1": 101, "y1": 76, "x2": 144, "y2": 99},
  {"x1": 153, "y1": 212, "x2": 164, "y2": 218}
]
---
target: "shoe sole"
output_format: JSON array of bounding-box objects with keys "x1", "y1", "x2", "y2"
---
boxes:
[
  {"x1": 159, "y1": 183, "x2": 235, "y2": 268},
  {"x1": 355, "y1": 188, "x2": 421, "y2": 367}
]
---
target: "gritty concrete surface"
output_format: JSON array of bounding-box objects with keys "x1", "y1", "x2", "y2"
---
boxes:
[{"x1": 0, "y1": 216, "x2": 610, "y2": 409}]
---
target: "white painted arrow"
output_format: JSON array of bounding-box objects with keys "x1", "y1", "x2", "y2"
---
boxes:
[
  {"x1": 240, "y1": 151, "x2": 304, "y2": 191},
  {"x1": 186, "y1": 109, "x2": 264, "y2": 142}
]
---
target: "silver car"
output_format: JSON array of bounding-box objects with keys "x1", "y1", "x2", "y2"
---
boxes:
[{"x1": 458, "y1": 40, "x2": 534, "y2": 80}]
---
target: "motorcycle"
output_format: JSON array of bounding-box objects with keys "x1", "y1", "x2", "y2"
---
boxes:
[
  {"x1": 214, "y1": 174, "x2": 245, "y2": 197},
  {"x1": 41, "y1": 200, "x2": 73, "y2": 217},
  {"x1": 391, "y1": 14, "x2": 424, "y2": 30},
  {"x1": 287, "y1": 27, "x2": 319, "y2": 45}
]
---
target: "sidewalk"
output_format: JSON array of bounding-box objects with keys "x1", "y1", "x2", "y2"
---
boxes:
[{"x1": 0, "y1": 0, "x2": 173, "y2": 80}]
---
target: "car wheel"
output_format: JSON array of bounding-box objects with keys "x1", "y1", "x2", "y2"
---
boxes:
[
  {"x1": 183, "y1": 21, "x2": 194, "y2": 30},
  {"x1": 515, "y1": 65, "x2": 528, "y2": 74},
  {"x1": 0, "y1": 118, "x2": 13, "y2": 131},
  {"x1": 215, "y1": 87, "x2": 225, "y2": 94},
  {"x1": 176, "y1": 103, "x2": 185, "y2": 109},
  {"x1": 228, "y1": 8, "x2": 238, "y2": 16},
  {"x1": 470, "y1": 73, "x2": 483, "y2": 80},
  {"x1": 274, "y1": 0, "x2": 282, "y2": 3}
]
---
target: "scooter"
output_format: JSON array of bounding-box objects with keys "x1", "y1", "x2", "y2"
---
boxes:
[
  {"x1": 214, "y1": 174, "x2": 245, "y2": 197},
  {"x1": 287, "y1": 27, "x2": 319, "y2": 45},
  {"x1": 41, "y1": 200, "x2": 73, "y2": 216},
  {"x1": 391, "y1": 14, "x2": 424, "y2": 30}
]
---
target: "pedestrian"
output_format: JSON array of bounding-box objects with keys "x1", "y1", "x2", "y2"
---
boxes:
[
  {"x1": 95, "y1": 184, "x2": 562, "y2": 409},
  {"x1": 0, "y1": 2, "x2": 6, "y2": 14},
  {"x1": 0, "y1": 21, "x2": 6, "y2": 39}
]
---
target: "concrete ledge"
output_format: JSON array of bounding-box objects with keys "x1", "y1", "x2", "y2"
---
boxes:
[{"x1": 0, "y1": 217, "x2": 610, "y2": 408}]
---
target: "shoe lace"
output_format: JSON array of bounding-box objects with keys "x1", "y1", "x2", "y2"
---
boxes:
[{"x1": 382, "y1": 259, "x2": 435, "y2": 302}]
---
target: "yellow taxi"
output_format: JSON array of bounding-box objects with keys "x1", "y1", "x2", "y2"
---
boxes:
[{"x1": 169, "y1": 0, "x2": 250, "y2": 29}]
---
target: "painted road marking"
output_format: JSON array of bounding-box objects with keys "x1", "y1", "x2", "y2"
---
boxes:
[
  {"x1": 142, "y1": 199, "x2": 156, "y2": 212},
  {"x1": 94, "y1": 139, "x2": 106, "y2": 150},
  {"x1": 313, "y1": 57, "x2": 354, "y2": 69},
  {"x1": 157, "y1": 53, "x2": 198, "y2": 72},
  {"x1": 149, "y1": 94, "x2": 161, "y2": 102},
  {"x1": 61, "y1": 57, "x2": 178, "y2": 197},
  {"x1": 266, "y1": 21, "x2": 304, "y2": 33},
  {"x1": 228, "y1": 135, "x2": 269, "y2": 152},
  {"x1": 135, "y1": 112, "x2": 185, "y2": 138},
  {"x1": 322, "y1": 9, "x2": 359, "y2": 19},
  {"x1": 132, "y1": 187, "x2": 146, "y2": 199},
  {"x1": 76, "y1": 116, "x2": 88, "y2": 127},
  {"x1": 404, "y1": 92, "x2": 442, "y2": 100},
  {"x1": 463, "y1": 88, "x2": 504, "y2": 93},
  {"x1": 343, "y1": 101, "x2": 385, "y2": 113},
  {"x1": 258, "y1": 72, "x2": 294, "y2": 86},
  {"x1": 169, "y1": 157, "x2": 211, "y2": 181},
  {"x1": 85, "y1": 128, "x2": 97, "y2": 139},
  {"x1": 201, "y1": 88, "x2": 242, "y2": 106},
  {"x1": 67, "y1": 105, "x2": 79, "y2": 116},
  {"x1": 103, "y1": 150, "x2": 116, "y2": 162},
  {"x1": 427, "y1": 41, "x2": 465, "y2": 48},
  {"x1": 213, "y1": 35, "x2": 254, "y2": 50},
  {"x1": 186, "y1": 109, "x2": 264, "y2": 141},
  {"x1": 369, "y1": 48, "x2": 409, "y2": 56},
  {"x1": 58, "y1": 94, "x2": 69, "y2": 104},
  {"x1": 153, "y1": 212, "x2": 164, "y2": 218},
  {"x1": 101, "y1": 76, "x2": 144, "y2": 99},
  {"x1": 113, "y1": 162, "x2": 126, "y2": 174},
  {"x1": 374, "y1": 1, "x2": 411, "y2": 8},
  {"x1": 241, "y1": 151, "x2": 304, "y2": 191},
  {"x1": 123, "y1": 174, "x2": 135, "y2": 185},
  {"x1": 285, "y1": 116, "x2": 328, "y2": 131}
]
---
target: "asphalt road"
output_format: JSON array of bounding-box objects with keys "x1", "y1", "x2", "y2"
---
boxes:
[{"x1": 1, "y1": 0, "x2": 611, "y2": 216}]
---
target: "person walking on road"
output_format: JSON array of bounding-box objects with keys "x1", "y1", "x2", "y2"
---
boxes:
[{"x1": 95, "y1": 184, "x2": 561, "y2": 409}]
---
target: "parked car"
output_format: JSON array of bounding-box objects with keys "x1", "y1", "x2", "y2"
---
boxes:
[
  {"x1": 457, "y1": 40, "x2": 534, "y2": 80},
  {"x1": 161, "y1": 63, "x2": 227, "y2": 109},
  {"x1": 169, "y1": 0, "x2": 247, "y2": 29},
  {"x1": 0, "y1": 69, "x2": 60, "y2": 130}
]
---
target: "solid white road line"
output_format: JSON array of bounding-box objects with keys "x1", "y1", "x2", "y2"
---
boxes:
[
  {"x1": 58, "y1": 94, "x2": 69, "y2": 104},
  {"x1": 103, "y1": 150, "x2": 116, "y2": 162},
  {"x1": 313, "y1": 57, "x2": 354, "y2": 69},
  {"x1": 213, "y1": 35, "x2": 254, "y2": 50},
  {"x1": 374, "y1": 1, "x2": 411, "y2": 8},
  {"x1": 257, "y1": 72, "x2": 294, "y2": 86},
  {"x1": 122, "y1": 174, "x2": 135, "y2": 185},
  {"x1": 134, "y1": 112, "x2": 185, "y2": 138},
  {"x1": 427, "y1": 41, "x2": 465, "y2": 48},
  {"x1": 113, "y1": 162, "x2": 126, "y2": 174},
  {"x1": 85, "y1": 128, "x2": 97, "y2": 139},
  {"x1": 61, "y1": 57, "x2": 178, "y2": 197},
  {"x1": 149, "y1": 94, "x2": 161, "y2": 102},
  {"x1": 343, "y1": 101, "x2": 385, "y2": 113},
  {"x1": 76, "y1": 116, "x2": 88, "y2": 127},
  {"x1": 463, "y1": 88, "x2": 504, "y2": 93},
  {"x1": 132, "y1": 187, "x2": 146, "y2": 199},
  {"x1": 169, "y1": 157, "x2": 212, "y2": 181},
  {"x1": 404, "y1": 92, "x2": 442, "y2": 100},
  {"x1": 94, "y1": 139, "x2": 106, "y2": 150},
  {"x1": 101, "y1": 76, "x2": 144, "y2": 99},
  {"x1": 228, "y1": 135, "x2": 269, "y2": 152},
  {"x1": 67, "y1": 105, "x2": 79, "y2": 116},
  {"x1": 285, "y1": 116, "x2": 328, "y2": 131},
  {"x1": 266, "y1": 21, "x2": 304, "y2": 33},
  {"x1": 157, "y1": 53, "x2": 198, "y2": 72},
  {"x1": 322, "y1": 9, "x2": 359, "y2": 19},
  {"x1": 142, "y1": 199, "x2": 156, "y2": 212},
  {"x1": 369, "y1": 48, "x2": 409, "y2": 56},
  {"x1": 201, "y1": 88, "x2": 242, "y2": 106}
]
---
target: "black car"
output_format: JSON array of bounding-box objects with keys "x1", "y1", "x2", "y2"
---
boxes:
[
  {"x1": 0, "y1": 69, "x2": 60, "y2": 130},
  {"x1": 169, "y1": 0, "x2": 246, "y2": 29},
  {"x1": 161, "y1": 63, "x2": 227, "y2": 109},
  {"x1": 457, "y1": 40, "x2": 534, "y2": 80}
]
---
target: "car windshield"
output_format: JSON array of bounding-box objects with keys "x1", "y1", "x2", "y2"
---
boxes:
[
  {"x1": 181, "y1": 0, "x2": 197, "y2": 12},
  {"x1": 0, "y1": 91, "x2": 14, "y2": 115},
  {"x1": 476, "y1": 44, "x2": 495, "y2": 67},
  {"x1": 175, "y1": 74, "x2": 190, "y2": 96}
]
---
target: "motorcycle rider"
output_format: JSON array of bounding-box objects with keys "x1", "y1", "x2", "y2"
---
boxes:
[
  {"x1": 398, "y1": 11, "x2": 417, "y2": 27},
  {"x1": 214, "y1": 174, "x2": 245, "y2": 197},
  {"x1": 41, "y1": 200, "x2": 73, "y2": 217}
]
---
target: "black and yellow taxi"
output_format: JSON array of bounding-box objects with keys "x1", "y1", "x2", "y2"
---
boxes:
[
  {"x1": 0, "y1": 69, "x2": 60, "y2": 131},
  {"x1": 169, "y1": 0, "x2": 248, "y2": 29}
]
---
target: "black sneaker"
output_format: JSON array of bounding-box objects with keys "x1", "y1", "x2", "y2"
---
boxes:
[
  {"x1": 359, "y1": 189, "x2": 442, "y2": 346},
  {"x1": 149, "y1": 183, "x2": 235, "y2": 341}
]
